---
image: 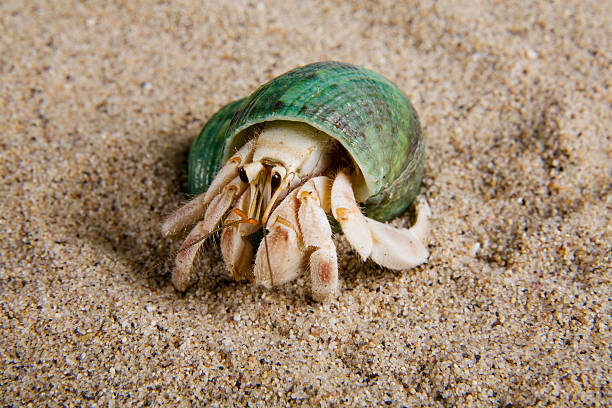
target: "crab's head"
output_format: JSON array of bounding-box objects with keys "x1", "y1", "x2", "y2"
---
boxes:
[{"x1": 233, "y1": 121, "x2": 333, "y2": 225}]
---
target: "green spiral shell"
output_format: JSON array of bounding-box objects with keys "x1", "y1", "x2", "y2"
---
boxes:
[{"x1": 188, "y1": 61, "x2": 424, "y2": 221}]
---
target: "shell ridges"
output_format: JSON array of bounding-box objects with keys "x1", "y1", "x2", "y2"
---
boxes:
[{"x1": 188, "y1": 61, "x2": 423, "y2": 221}]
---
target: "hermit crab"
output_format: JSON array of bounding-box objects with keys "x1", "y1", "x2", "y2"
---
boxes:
[{"x1": 162, "y1": 61, "x2": 431, "y2": 301}]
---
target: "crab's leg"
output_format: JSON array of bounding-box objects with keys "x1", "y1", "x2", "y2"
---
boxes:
[
  {"x1": 161, "y1": 140, "x2": 255, "y2": 237},
  {"x1": 365, "y1": 197, "x2": 430, "y2": 269},
  {"x1": 171, "y1": 176, "x2": 245, "y2": 291},
  {"x1": 331, "y1": 170, "x2": 431, "y2": 270},
  {"x1": 330, "y1": 171, "x2": 373, "y2": 260}
]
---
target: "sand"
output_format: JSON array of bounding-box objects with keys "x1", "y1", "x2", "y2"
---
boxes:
[{"x1": 1, "y1": 1, "x2": 610, "y2": 406}]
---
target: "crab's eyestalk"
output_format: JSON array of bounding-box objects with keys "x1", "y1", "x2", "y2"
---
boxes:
[
  {"x1": 241, "y1": 162, "x2": 264, "y2": 184},
  {"x1": 238, "y1": 162, "x2": 264, "y2": 222},
  {"x1": 270, "y1": 166, "x2": 286, "y2": 191},
  {"x1": 262, "y1": 170, "x2": 294, "y2": 225}
]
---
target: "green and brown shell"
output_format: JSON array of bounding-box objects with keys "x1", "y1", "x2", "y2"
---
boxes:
[{"x1": 188, "y1": 61, "x2": 424, "y2": 221}]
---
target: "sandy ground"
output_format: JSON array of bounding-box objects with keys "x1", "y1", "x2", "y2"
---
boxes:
[{"x1": 1, "y1": 1, "x2": 610, "y2": 406}]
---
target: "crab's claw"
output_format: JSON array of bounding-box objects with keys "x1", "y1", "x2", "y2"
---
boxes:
[
  {"x1": 253, "y1": 189, "x2": 304, "y2": 288},
  {"x1": 253, "y1": 176, "x2": 338, "y2": 301},
  {"x1": 220, "y1": 191, "x2": 258, "y2": 281}
]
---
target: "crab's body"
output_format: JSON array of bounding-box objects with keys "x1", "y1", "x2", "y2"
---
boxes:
[{"x1": 162, "y1": 62, "x2": 431, "y2": 301}]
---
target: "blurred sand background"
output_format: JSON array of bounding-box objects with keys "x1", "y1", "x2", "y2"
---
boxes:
[{"x1": 1, "y1": 1, "x2": 610, "y2": 406}]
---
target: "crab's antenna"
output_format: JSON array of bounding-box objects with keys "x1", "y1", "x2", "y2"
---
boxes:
[
  {"x1": 263, "y1": 216, "x2": 274, "y2": 287},
  {"x1": 176, "y1": 218, "x2": 253, "y2": 254}
]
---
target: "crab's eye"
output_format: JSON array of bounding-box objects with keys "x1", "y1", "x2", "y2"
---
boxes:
[
  {"x1": 271, "y1": 172, "x2": 282, "y2": 190},
  {"x1": 238, "y1": 167, "x2": 248, "y2": 183}
]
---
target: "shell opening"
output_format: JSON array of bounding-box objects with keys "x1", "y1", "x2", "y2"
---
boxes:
[{"x1": 225, "y1": 120, "x2": 372, "y2": 202}]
